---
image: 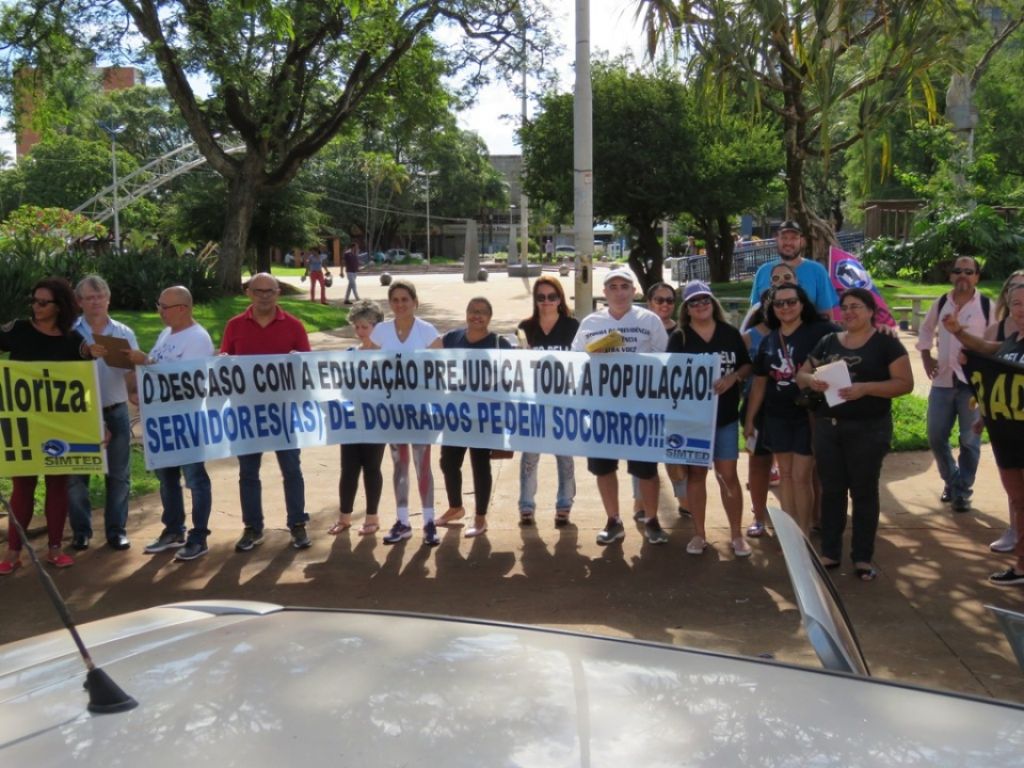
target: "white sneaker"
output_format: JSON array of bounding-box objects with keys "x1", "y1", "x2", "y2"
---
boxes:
[
  {"x1": 990, "y1": 529, "x2": 1018, "y2": 553},
  {"x1": 686, "y1": 535, "x2": 707, "y2": 555},
  {"x1": 731, "y1": 537, "x2": 752, "y2": 558}
]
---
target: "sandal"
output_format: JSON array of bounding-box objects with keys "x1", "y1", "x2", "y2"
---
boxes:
[
  {"x1": 438, "y1": 507, "x2": 466, "y2": 525},
  {"x1": 358, "y1": 521, "x2": 380, "y2": 536},
  {"x1": 328, "y1": 517, "x2": 352, "y2": 535},
  {"x1": 854, "y1": 566, "x2": 877, "y2": 582},
  {"x1": 554, "y1": 509, "x2": 571, "y2": 528}
]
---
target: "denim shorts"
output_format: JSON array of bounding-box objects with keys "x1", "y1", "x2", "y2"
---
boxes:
[{"x1": 714, "y1": 420, "x2": 740, "y2": 461}]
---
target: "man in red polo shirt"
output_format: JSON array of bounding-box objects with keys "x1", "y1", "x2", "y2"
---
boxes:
[{"x1": 221, "y1": 273, "x2": 313, "y2": 552}]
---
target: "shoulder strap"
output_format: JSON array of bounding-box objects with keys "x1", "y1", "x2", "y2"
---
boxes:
[{"x1": 938, "y1": 292, "x2": 991, "y2": 320}]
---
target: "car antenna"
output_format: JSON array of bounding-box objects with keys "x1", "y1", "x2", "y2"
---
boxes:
[{"x1": 0, "y1": 492, "x2": 137, "y2": 714}]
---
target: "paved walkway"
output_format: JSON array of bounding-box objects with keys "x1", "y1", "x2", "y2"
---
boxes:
[{"x1": 2, "y1": 267, "x2": 1022, "y2": 706}]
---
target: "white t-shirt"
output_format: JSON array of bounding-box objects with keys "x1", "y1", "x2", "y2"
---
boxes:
[
  {"x1": 150, "y1": 323, "x2": 215, "y2": 362},
  {"x1": 571, "y1": 306, "x2": 668, "y2": 353},
  {"x1": 371, "y1": 317, "x2": 439, "y2": 351}
]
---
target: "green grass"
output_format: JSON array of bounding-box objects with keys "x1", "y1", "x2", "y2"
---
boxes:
[
  {"x1": 0, "y1": 445, "x2": 159, "y2": 520},
  {"x1": 710, "y1": 277, "x2": 1005, "y2": 308}
]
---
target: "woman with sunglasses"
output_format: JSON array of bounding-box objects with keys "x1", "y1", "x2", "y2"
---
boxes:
[
  {"x1": 432, "y1": 297, "x2": 512, "y2": 537},
  {"x1": 632, "y1": 282, "x2": 689, "y2": 522},
  {"x1": 742, "y1": 263, "x2": 796, "y2": 531},
  {"x1": 942, "y1": 283, "x2": 1024, "y2": 586},
  {"x1": 668, "y1": 281, "x2": 752, "y2": 556},
  {"x1": 370, "y1": 280, "x2": 440, "y2": 546},
  {"x1": 1, "y1": 278, "x2": 99, "y2": 574},
  {"x1": 516, "y1": 276, "x2": 579, "y2": 527},
  {"x1": 796, "y1": 288, "x2": 913, "y2": 581},
  {"x1": 744, "y1": 282, "x2": 836, "y2": 534}
]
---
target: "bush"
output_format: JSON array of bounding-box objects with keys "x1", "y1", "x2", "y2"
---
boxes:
[
  {"x1": 910, "y1": 204, "x2": 1024, "y2": 281},
  {"x1": 0, "y1": 244, "x2": 219, "y2": 322}
]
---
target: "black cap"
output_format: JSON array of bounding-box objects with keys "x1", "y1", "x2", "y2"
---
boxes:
[{"x1": 778, "y1": 219, "x2": 802, "y2": 234}]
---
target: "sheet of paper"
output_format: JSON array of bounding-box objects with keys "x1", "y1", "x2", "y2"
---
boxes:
[
  {"x1": 93, "y1": 334, "x2": 133, "y2": 369},
  {"x1": 815, "y1": 360, "x2": 852, "y2": 407}
]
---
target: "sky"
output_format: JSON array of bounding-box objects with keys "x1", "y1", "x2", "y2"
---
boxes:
[
  {"x1": 457, "y1": 0, "x2": 647, "y2": 155},
  {"x1": 1, "y1": 0, "x2": 646, "y2": 161}
]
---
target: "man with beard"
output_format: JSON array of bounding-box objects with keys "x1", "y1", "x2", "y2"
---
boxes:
[
  {"x1": 748, "y1": 220, "x2": 838, "y2": 316},
  {"x1": 917, "y1": 256, "x2": 994, "y2": 513}
]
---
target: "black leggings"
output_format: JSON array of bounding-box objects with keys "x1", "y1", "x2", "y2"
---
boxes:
[
  {"x1": 339, "y1": 443, "x2": 386, "y2": 516},
  {"x1": 440, "y1": 445, "x2": 493, "y2": 516}
]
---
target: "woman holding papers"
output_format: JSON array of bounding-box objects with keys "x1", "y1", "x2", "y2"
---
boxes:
[
  {"x1": 1, "y1": 277, "x2": 97, "y2": 574},
  {"x1": 796, "y1": 288, "x2": 913, "y2": 581},
  {"x1": 667, "y1": 281, "x2": 752, "y2": 557}
]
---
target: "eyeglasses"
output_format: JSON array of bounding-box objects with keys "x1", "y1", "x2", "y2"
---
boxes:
[
  {"x1": 686, "y1": 297, "x2": 712, "y2": 307},
  {"x1": 651, "y1": 296, "x2": 675, "y2": 305},
  {"x1": 156, "y1": 302, "x2": 186, "y2": 310},
  {"x1": 535, "y1": 293, "x2": 560, "y2": 303},
  {"x1": 250, "y1": 288, "x2": 278, "y2": 296},
  {"x1": 770, "y1": 274, "x2": 795, "y2": 283},
  {"x1": 29, "y1": 298, "x2": 56, "y2": 307},
  {"x1": 772, "y1": 298, "x2": 801, "y2": 308},
  {"x1": 951, "y1": 268, "x2": 977, "y2": 276},
  {"x1": 840, "y1": 303, "x2": 867, "y2": 312}
]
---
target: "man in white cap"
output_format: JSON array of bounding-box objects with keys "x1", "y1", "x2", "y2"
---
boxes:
[
  {"x1": 572, "y1": 267, "x2": 670, "y2": 545},
  {"x1": 748, "y1": 220, "x2": 837, "y2": 316}
]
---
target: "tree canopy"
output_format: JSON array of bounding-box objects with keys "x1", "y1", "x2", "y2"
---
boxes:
[
  {"x1": 0, "y1": 0, "x2": 548, "y2": 291},
  {"x1": 521, "y1": 60, "x2": 780, "y2": 288}
]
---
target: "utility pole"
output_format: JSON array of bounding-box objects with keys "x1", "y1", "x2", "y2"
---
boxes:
[{"x1": 573, "y1": 0, "x2": 594, "y2": 316}]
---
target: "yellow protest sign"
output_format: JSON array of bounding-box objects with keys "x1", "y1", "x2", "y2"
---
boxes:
[{"x1": 0, "y1": 360, "x2": 105, "y2": 476}]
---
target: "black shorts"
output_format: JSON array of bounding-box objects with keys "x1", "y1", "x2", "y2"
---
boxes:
[
  {"x1": 763, "y1": 414, "x2": 813, "y2": 456},
  {"x1": 587, "y1": 458, "x2": 659, "y2": 479}
]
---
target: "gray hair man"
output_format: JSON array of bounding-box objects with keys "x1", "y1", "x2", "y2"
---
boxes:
[{"x1": 68, "y1": 274, "x2": 139, "y2": 551}]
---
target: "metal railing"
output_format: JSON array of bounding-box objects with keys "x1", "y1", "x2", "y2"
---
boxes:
[{"x1": 671, "y1": 231, "x2": 865, "y2": 284}]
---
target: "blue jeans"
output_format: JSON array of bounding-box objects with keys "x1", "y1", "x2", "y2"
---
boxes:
[
  {"x1": 518, "y1": 453, "x2": 576, "y2": 513},
  {"x1": 156, "y1": 463, "x2": 212, "y2": 543},
  {"x1": 238, "y1": 449, "x2": 307, "y2": 531},
  {"x1": 927, "y1": 381, "x2": 981, "y2": 498},
  {"x1": 68, "y1": 402, "x2": 131, "y2": 540}
]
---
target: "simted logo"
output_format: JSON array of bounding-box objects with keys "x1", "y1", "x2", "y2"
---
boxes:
[{"x1": 41, "y1": 439, "x2": 70, "y2": 457}]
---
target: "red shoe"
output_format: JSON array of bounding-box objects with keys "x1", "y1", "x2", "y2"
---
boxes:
[
  {"x1": 0, "y1": 559, "x2": 22, "y2": 575},
  {"x1": 769, "y1": 465, "x2": 781, "y2": 487},
  {"x1": 46, "y1": 551, "x2": 74, "y2": 568}
]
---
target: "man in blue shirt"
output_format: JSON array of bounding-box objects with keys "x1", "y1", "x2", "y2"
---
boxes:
[
  {"x1": 69, "y1": 275, "x2": 140, "y2": 551},
  {"x1": 749, "y1": 220, "x2": 838, "y2": 316}
]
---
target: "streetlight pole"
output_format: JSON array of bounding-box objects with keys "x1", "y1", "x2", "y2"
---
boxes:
[
  {"x1": 420, "y1": 170, "x2": 438, "y2": 267},
  {"x1": 98, "y1": 121, "x2": 126, "y2": 251}
]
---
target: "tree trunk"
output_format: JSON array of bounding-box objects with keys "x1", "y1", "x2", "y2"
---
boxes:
[
  {"x1": 215, "y1": 162, "x2": 264, "y2": 294},
  {"x1": 700, "y1": 214, "x2": 734, "y2": 283},
  {"x1": 627, "y1": 220, "x2": 663, "y2": 295}
]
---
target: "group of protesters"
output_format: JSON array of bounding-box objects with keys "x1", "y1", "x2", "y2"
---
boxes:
[{"x1": 2, "y1": 227, "x2": 1022, "y2": 588}]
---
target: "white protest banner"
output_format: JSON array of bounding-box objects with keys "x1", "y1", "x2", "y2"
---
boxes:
[{"x1": 137, "y1": 349, "x2": 720, "y2": 470}]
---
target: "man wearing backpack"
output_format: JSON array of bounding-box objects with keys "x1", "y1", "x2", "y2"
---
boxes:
[{"x1": 916, "y1": 256, "x2": 994, "y2": 513}]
